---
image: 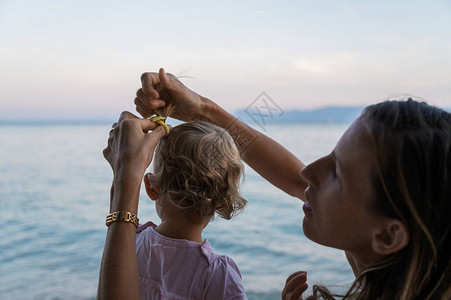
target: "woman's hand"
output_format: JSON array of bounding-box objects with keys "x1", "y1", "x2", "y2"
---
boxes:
[
  {"x1": 282, "y1": 271, "x2": 309, "y2": 300},
  {"x1": 134, "y1": 68, "x2": 207, "y2": 121},
  {"x1": 103, "y1": 111, "x2": 169, "y2": 212},
  {"x1": 103, "y1": 111, "x2": 168, "y2": 179}
]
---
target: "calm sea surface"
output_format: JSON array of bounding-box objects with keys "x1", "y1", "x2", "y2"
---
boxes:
[{"x1": 0, "y1": 122, "x2": 355, "y2": 299}]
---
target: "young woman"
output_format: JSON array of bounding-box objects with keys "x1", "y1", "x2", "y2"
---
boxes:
[{"x1": 98, "y1": 69, "x2": 450, "y2": 299}]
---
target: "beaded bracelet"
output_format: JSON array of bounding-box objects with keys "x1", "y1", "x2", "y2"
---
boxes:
[{"x1": 105, "y1": 211, "x2": 139, "y2": 228}]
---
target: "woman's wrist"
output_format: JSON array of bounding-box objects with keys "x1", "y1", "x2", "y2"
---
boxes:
[
  {"x1": 197, "y1": 96, "x2": 224, "y2": 123},
  {"x1": 110, "y1": 187, "x2": 140, "y2": 214},
  {"x1": 114, "y1": 164, "x2": 146, "y2": 183},
  {"x1": 191, "y1": 95, "x2": 211, "y2": 121},
  {"x1": 110, "y1": 172, "x2": 142, "y2": 213},
  {"x1": 199, "y1": 96, "x2": 239, "y2": 131}
]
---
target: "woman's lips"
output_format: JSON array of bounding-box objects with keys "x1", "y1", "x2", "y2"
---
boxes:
[
  {"x1": 303, "y1": 187, "x2": 313, "y2": 214},
  {"x1": 302, "y1": 201, "x2": 313, "y2": 214}
]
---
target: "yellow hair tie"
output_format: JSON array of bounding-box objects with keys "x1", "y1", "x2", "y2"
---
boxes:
[{"x1": 150, "y1": 115, "x2": 170, "y2": 135}]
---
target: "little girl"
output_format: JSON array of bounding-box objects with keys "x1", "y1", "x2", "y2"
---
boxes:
[{"x1": 135, "y1": 119, "x2": 248, "y2": 300}]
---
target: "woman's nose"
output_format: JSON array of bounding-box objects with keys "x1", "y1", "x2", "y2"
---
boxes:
[
  {"x1": 301, "y1": 161, "x2": 319, "y2": 189},
  {"x1": 301, "y1": 155, "x2": 328, "y2": 188}
]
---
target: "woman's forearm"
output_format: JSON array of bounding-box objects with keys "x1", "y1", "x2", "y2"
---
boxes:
[
  {"x1": 98, "y1": 222, "x2": 140, "y2": 300},
  {"x1": 136, "y1": 70, "x2": 308, "y2": 200},
  {"x1": 200, "y1": 97, "x2": 307, "y2": 200},
  {"x1": 98, "y1": 177, "x2": 141, "y2": 300}
]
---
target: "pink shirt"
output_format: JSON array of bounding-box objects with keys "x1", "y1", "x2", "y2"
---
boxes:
[{"x1": 136, "y1": 222, "x2": 247, "y2": 300}]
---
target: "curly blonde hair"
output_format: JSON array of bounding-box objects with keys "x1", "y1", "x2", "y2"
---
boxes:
[{"x1": 152, "y1": 121, "x2": 246, "y2": 220}]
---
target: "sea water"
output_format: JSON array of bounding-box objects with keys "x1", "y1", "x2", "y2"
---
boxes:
[{"x1": 0, "y1": 122, "x2": 355, "y2": 299}]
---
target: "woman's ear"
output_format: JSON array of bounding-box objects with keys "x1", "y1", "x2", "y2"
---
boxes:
[
  {"x1": 371, "y1": 219, "x2": 409, "y2": 255},
  {"x1": 144, "y1": 173, "x2": 159, "y2": 201}
]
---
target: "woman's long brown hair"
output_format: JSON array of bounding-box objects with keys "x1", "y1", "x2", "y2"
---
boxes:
[{"x1": 310, "y1": 99, "x2": 451, "y2": 299}]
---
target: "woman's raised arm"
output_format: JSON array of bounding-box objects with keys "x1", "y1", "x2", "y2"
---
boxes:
[
  {"x1": 135, "y1": 69, "x2": 307, "y2": 200},
  {"x1": 98, "y1": 112, "x2": 168, "y2": 300}
]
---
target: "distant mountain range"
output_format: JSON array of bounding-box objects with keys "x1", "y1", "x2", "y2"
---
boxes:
[
  {"x1": 235, "y1": 105, "x2": 451, "y2": 128},
  {"x1": 234, "y1": 106, "x2": 365, "y2": 126},
  {"x1": 1, "y1": 105, "x2": 449, "y2": 126}
]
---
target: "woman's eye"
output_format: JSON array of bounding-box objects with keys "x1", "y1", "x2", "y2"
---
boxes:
[{"x1": 331, "y1": 163, "x2": 338, "y2": 178}]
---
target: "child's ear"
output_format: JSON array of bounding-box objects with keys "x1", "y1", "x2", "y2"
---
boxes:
[
  {"x1": 371, "y1": 219, "x2": 409, "y2": 255},
  {"x1": 144, "y1": 173, "x2": 159, "y2": 201}
]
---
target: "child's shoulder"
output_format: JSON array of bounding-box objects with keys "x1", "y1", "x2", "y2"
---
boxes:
[
  {"x1": 201, "y1": 240, "x2": 246, "y2": 299},
  {"x1": 136, "y1": 221, "x2": 157, "y2": 234},
  {"x1": 201, "y1": 240, "x2": 241, "y2": 275}
]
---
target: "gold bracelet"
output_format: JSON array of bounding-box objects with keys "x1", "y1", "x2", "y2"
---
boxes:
[{"x1": 105, "y1": 211, "x2": 139, "y2": 228}]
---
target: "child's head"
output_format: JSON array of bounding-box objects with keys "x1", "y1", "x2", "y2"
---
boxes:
[{"x1": 149, "y1": 121, "x2": 246, "y2": 221}]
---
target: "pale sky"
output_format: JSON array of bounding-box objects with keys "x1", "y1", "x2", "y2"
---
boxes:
[{"x1": 1, "y1": 0, "x2": 450, "y2": 120}]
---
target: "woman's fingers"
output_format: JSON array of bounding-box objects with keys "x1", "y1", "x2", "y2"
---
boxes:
[
  {"x1": 140, "y1": 72, "x2": 160, "y2": 98},
  {"x1": 282, "y1": 271, "x2": 308, "y2": 300},
  {"x1": 288, "y1": 283, "x2": 308, "y2": 300},
  {"x1": 102, "y1": 145, "x2": 110, "y2": 161},
  {"x1": 104, "y1": 119, "x2": 121, "y2": 162},
  {"x1": 137, "y1": 68, "x2": 204, "y2": 122},
  {"x1": 103, "y1": 112, "x2": 170, "y2": 174},
  {"x1": 285, "y1": 271, "x2": 307, "y2": 285},
  {"x1": 159, "y1": 68, "x2": 171, "y2": 88},
  {"x1": 139, "y1": 117, "x2": 165, "y2": 133},
  {"x1": 134, "y1": 92, "x2": 161, "y2": 115},
  {"x1": 135, "y1": 89, "x2": 166, "y2": 117},
  {"x1": 143, "y1": 125, "x2": 168, "y2": 148},
  {"x1": 103, "y1": 132, "x2": 115, "y2": 163},
  {"x1": 136, "y1": 106, "x2": 152, "y2": 119},
  {"x1": 118, "y1": 111, "x2": 139, "y2": 124},
  {"x1": 114, "y1": 111, "x2": 168, "y2": 137}
]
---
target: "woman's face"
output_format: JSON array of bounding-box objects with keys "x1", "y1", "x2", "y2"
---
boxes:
[{"x1": 301, "y1": 119, "x2": 382, "y2": 254}]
